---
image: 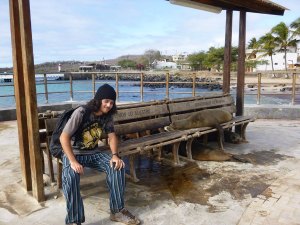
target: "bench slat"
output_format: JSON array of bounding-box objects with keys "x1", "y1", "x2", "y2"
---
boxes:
[
  {"x1": 167, "y1": 93, "x2": 229, "y2": 103},
  {"x1": 114, "y1": 104, "x2": 169, "y2": 122},
  {"x1": 170, "y1": 105, "x2": 236, "y2": 122},
  {"x1": 45, "y1": 118, "x2": 59, "y2": 135},
  {"x1": 118, "y1": 130, "x2": 187, "y2": 154},
  {"x1": 168, "y1": 95, "x2": 234, "y2": 114},
  {"x1": 114, "y1": 116, "x2": 170, "y2": 135}
]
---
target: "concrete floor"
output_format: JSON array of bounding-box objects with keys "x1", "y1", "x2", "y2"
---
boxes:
[{"x1": 0, "y1": 119, "x2": 300, "y2": 225}]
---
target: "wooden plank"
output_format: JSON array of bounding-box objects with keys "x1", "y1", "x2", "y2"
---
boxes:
[
  {"x1": 223, "y1": 10, "x2": 232, "y2": 94},
  {"x1": 117, "y1": 99, "x2": 165, "y2": 110},
  {"x1": 114, "y1": 116, "x2": 170, "y2": 135},
  {"x1": 114, "y1": 104, "x2": 169, "y2": 122},
  {"x1": 18, "y1": 0, "x2": 45, "y2": 202},
  {"x1": 9, "y1": 0, "x2": 32, "y2": 191},
  {"x1": 45, "y1": 118, "x2": 59, "y2": 135},
  {"x1": 236, "y1": 11, "x2": 246, "y2": 117},
  {"x1": 118, "y1": 130, "x2": 188, "y2": 153},
  {"x1": 167, "y1": 93, "x2": 228, "y2": 103},
  {"x1": 170, "y1": 105, "x2": 236, "y2": 122},
  {"x1": 168, "y1": 96, "x2": 234, "y2": 114}
]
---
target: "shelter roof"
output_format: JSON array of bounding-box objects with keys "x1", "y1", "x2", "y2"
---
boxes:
[{"x1": 169, "y1": 0, "x2": 287, "y2": 15}]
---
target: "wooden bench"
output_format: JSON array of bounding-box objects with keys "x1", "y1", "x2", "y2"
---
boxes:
[
  {"x1": 38, "y1": 115, "x2": 63, "y2": 187},
  {"x1": 166, "y1": 93, "x2": 255, "y2": 162},
  {"x1": 114, "y1": 100, "x2": 186, "y2": 182},
  {"x1": 38, "y1": 116, "x2": 55, "y2": 183},
  {"x1": 38, "y1": 94, "x2": 255, "y2": 186}
]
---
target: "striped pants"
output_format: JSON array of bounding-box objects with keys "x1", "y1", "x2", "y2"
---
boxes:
[{"x1": 62, "y1": 152, "x2": 125, "y2": 224}]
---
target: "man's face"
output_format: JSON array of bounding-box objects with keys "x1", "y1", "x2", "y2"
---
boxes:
[{"x1": 100, "y1": 99, "x2": 114, "y2": 114}]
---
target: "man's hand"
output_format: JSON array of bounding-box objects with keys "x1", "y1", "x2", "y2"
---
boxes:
[
  {"x1": 70, "y1": 160, "x2": 84, "y2": 174},
  {"x1": 110, "y1": 155, "x2": 125, "y2": 170}
]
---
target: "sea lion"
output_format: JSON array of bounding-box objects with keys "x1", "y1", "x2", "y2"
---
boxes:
[
  {"x1": 165, "y1": 109, "x2": 232, "y2": 151},
  {"x1": 168, "y1": 109, "x2": 232, "y2": 131}
]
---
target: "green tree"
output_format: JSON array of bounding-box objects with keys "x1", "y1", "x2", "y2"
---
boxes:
[
  {"x1": 290, "y1": 17, "x2": 300, "y2": 37},
  {"x1": 117, "y1": 59, "x2": 136, "y2": 69},
  {"x1": 247, "y1": 37, "x2": 260, "y2": 59},
  {"x1": 202, "y1": 47, "x2": 238, "y2": 71},
  {"x1": 203, "y1": 47, "x2": 224, "y2": 71},
  {"x1": 187, "y1": 51, "x2": 207, "y2": 70},
  {"x1": 271, "y1": 22, "x2": 299, "y2": 76},
  {"x1": 258, "y1": 33, "x2": 276, "y2": 74},
  {"x1": 143, "y1": 49, "x2": 162, "y2": 68}
]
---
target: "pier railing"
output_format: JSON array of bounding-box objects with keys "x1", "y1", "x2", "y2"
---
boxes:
[{"x1": 0, "y1": 70, "x2": 299, "y2": 107}]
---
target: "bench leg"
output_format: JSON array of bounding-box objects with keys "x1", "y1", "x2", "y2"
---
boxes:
[
  {"x1": 241, "y1": 122, "x2": 249, "y2": 141},
  {"x1": 45, "y1": 145, "x2": 55, "y2": 183},
  {"x1": 186, "y1": 138, "x2": 194, "y2": 160},
  {"x1": 217, "y1": 135, "x2": 224, "y2": 151},
  {"x1": 41, "y1": 150, "x2": 45, "y2": 174},
  {"x1": 57, "y1": 159, "x2": 62, "y2": 188},
  {"x1": 129, "y1": 155, "x2": 139, "y2": 183},
  {"x1": 172, "y1": 142, "x2": 180, "y2": 165},
  {"x1": 156, "y1": 146, "x2": 163, "y2": 161},
  {"x1": 215, "y1": 125, "x2": 225, "y2": 151}
]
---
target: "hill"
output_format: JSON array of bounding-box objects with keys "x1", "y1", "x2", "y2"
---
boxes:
[{"x1": 0, "y1": 54, "x2": 144, "y2": 73}]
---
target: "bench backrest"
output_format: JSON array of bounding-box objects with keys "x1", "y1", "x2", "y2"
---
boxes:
[
  {"x1": 114, "y1": 101, "x2": 170, "y2": 136},
  {"x1": 168, "y1": 94, "x2": 236, "y2": 122},
  {"x1": 45, "y1": 118, "x2": 59, "y2": 137},
  {"x1": 38, "y1": 94, "x2": 236, "y2": 138}
]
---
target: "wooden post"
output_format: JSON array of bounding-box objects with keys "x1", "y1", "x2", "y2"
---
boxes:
[
  {"x1": 9, "y1": 0, "x2": 32, "y2": 191},
  {"x1": 223, "y1": 10, "x2": 233, "y2": 94},
  {"x1": 257, "y1": 73, "x2": 261, "y2": 105},
  {"x1": 192, "y1": 73, "x2": 196, "y2": 97},
  {"x1": 116, "y1": 73, "x2": 119, "y2": 102},
  {"x1": 166, "y1": 72, "x2": 170, "y2": 99},
  {"x1": 13, "y1": 0, "x2": 45, "y2": 202},
  {"x1": 140, "y1": 73, "x2": 144, "y2": 102},
  {"x1": 43, "y1": 73, "x2": 48, "y2": 103},
  {"x1": 69, "y1": 74, "x2": 73, "y2": 101},
  {"x1": 236, "y1": 11, "x2": 246, "y2": 135},
  {"x1": 92, "y1": 73, "x2": 95, "y2": 97},
  {"x1": 236, "y1": 11, "x2": 246, "y2": 116},
  {"x1": 292, "y1": 73, "x2": 296, "y2": 105}
]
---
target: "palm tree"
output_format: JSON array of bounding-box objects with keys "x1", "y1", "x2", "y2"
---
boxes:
[
  {"x1": 290, "y1": 17, "x2": 300, "y2": 37},
  {"x1": 247, "y1": 37, "x2": 260, "y2": 59},
  {"x1": 258, "y1": 33, "x2": 276, "y2": 75},
  {"x1": 271, "y1": 22, "x2": 299, "y2": 77}
]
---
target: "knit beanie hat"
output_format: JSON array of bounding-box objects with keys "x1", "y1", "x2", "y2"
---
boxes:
[{"x1": 94, "y1": 84, "x2": 116, "y2": 101}]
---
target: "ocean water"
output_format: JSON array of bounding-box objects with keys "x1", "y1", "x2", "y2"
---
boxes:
[{"x1": 0, "y1": 80, "x2": 293, "y2": 108}]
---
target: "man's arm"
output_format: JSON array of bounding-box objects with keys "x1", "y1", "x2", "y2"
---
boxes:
[
  {"x1": 60, "y1": 132, "x2": 84, "y2": 174},
  {"x1": 108, "y1": 132, "x2": 125, "y2": 170}
]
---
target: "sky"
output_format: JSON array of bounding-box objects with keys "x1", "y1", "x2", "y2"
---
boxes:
[{"x1": 0, "y1": 0, "x2": 299, "y2": 67}]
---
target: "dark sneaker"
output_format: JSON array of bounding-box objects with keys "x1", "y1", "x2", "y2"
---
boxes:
[{"x1": 110, "y1": 208, "x2": 141, "y2": 225}]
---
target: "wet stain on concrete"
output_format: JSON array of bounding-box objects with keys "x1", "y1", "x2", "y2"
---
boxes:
[
  {"x1": 233, "y1": 150, "x2": 292, "y2": 165},
  {"x1": 126, "y1": 150, "x2": 291, "y2": 209},
  {"x1": 127, "y1": 160, "x2": 211, "y2": 206}
]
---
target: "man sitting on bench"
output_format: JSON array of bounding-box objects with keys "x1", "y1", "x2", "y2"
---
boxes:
[{"x1": 60, "y1": 84, "x2": 141, "y2": 225}]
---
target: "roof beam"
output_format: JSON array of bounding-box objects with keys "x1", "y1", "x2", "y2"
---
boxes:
[{"x1": 186, "y1": 0, "x2": 285, "y2": 15}]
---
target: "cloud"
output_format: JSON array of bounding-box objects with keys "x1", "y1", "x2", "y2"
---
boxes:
[{"x1": 0, "y1": 0, "x2": 299, "y2": 67}]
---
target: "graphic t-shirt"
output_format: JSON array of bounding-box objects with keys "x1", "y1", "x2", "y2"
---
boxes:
[{"x1": 63, "y1": 106, "x2": 114, "y2": 155}]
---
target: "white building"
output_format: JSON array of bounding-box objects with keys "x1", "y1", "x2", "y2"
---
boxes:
[
  {"x1": 152, "y1": 59, "x2": 178, "y2": 70},
  {"x1": 172, "y1": 52, "x2": 188, "y2": 62},
  {"x1": 79, "y1": 65, "x2": 93, "y2": 72},
  {"x1": 246, "y1": 46, "x2": 299, "y2": 71},
  {"x1": 255, "y1": 52, "x2": 298, "y2": 71}
]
